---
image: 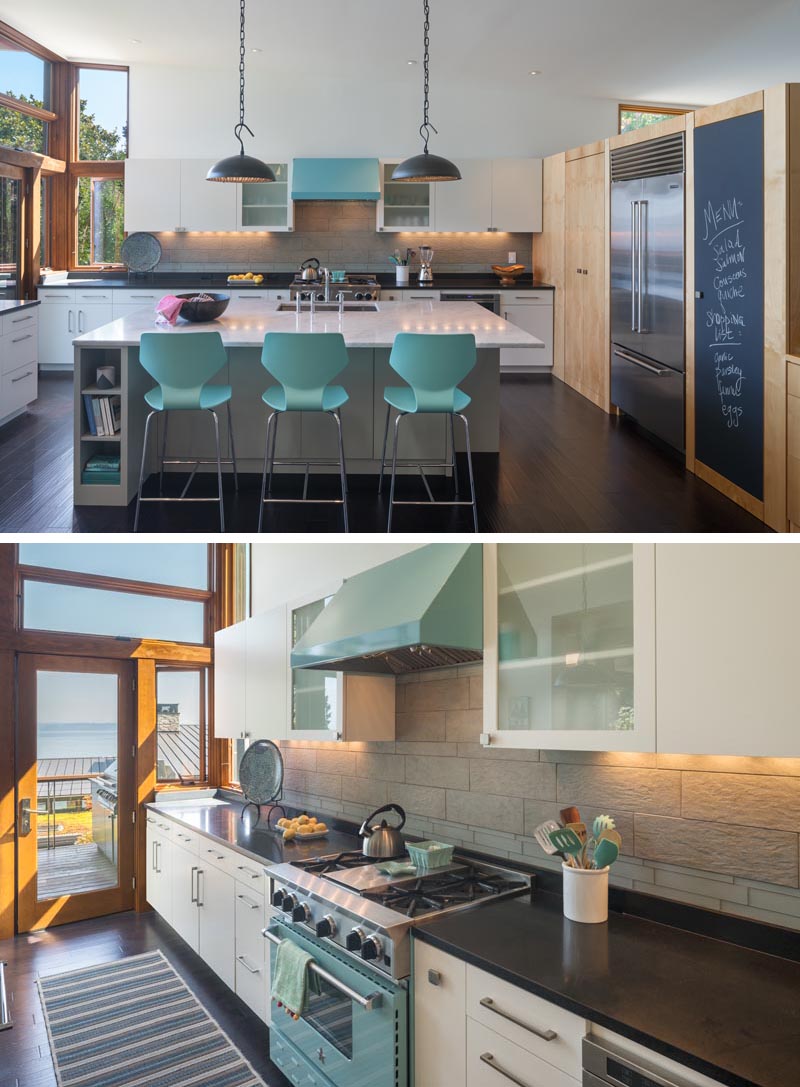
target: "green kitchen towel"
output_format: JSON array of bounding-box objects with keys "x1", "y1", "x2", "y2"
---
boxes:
[
  {"x1": 376, "y1": 860, "x2": 417, "y2": 876},
  {"x1": 272, "y1": 937, "x2": 321, "y2": 1017}
]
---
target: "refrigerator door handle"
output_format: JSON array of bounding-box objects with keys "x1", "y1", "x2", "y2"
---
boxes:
[
  {"x1": 613, "y1": 348, "x2": 672, "y2": 376},
  {"x1": 630, "y1": 201, "x2": 638, "y2": 332},
  {"x1": 638, "y1": 201, "x2": 648, "y2": 333}
]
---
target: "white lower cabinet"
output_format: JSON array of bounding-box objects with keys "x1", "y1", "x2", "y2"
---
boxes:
[
  {"x1": 146, "y1": 813, "x2": 270, "y2": 1023},
  {"x1": 414, "y1": 941, "x2": 467, "y2": 1087},
  {"x1": 467, "y1": 1019, "x2": 579, "y2": 1087},
  {"x1": 235, "y1": 883, "x2": 273, "y2": 1024},
  {"x1": 499, "y1": 294, "x2": 554, "y2": 371},
  {"x1": 197, "y1": 862, "x2": 236, "y2": 990}
]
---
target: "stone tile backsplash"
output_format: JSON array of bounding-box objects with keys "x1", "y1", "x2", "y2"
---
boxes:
[
  {"x1": 277, "y1": 664, "x2": 800, "y2": 931},
  {"x1": 154, "y1": 201, "x2": 533, "y2": 274}
]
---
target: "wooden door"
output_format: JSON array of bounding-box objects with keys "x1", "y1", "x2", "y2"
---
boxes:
[
  {"x1": 16, "y1": 655, "x2": 136, "y2": 932},
  {"x1": 580, "y1": 152, "x2": 609, "y2": 405},
  {"x1": 563, "y1": 157, "x2": 585, "y2": 393}
]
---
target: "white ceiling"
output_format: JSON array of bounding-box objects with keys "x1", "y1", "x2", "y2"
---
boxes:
[{"x1": 3, "y1": 0, "x2": 800, "y2": 108}]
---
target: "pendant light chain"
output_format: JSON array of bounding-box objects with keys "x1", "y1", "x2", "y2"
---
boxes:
[
  {"x1": 420, "y1": 0, "x2": 438, "y2": 153},
  {"x1": 234, "y1": 0, "x2": 255, "y2": 155}
]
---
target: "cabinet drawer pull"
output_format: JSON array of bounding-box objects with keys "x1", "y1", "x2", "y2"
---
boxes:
[
  {"x1": 427, "y1": 969, "x2": 441, "y2": 986},
  {"x1": 11, "y1": 371, "x2": 33, "y2": 383},
  {"x1": 146, "y1": 816, "x2": 156, "y2": 824},
  {"x1": 237, "y1": 865, "x2": 260, "y2": 879},
  {"x1": 236, "y1": 954, "x2": 261, "y2": 975},
  {"x1": 236, "y1": 893, "x2": 260, "y2": 910},
  {"x1": 129, "y1": 295, "x2": 156, "y2": 300},
  {"x1": 11, "y1": 334, "x2": 33, "y2": 344},
  {"x1": 11, "y1": 314, "x2": 33, "y2": 323},
  {"x1": 480, "y1": 1052, "x2": 534, "y2": 1087},
  {"x1": 190, "y1": 865, "x2": 198, "y2": 903},
  {"x1": 479, "y1": 997, "x2": 557, "y2": 1041},
  {"x1": 206, "y1": 848, "x2": 225, "y2": 859},
  {"x1": 196, "y1": 868, "x2": 204, "y2": 907}
]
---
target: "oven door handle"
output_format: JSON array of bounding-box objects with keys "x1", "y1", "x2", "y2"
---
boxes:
[{"x1": 262, "y1": 928, "x2": 383, "y2": 1011}]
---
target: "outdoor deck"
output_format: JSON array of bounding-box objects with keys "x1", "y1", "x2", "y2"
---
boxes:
[{"x1": 37, "y1": 842, "x2": 117, "y2": 899}]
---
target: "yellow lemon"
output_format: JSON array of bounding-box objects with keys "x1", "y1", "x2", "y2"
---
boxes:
[
  {"x1": 283, "y1": 828, "x2": 297, "y2": 841},
  {"x1": 298, "y1": 814, "x2": 309, "y2": 825}
]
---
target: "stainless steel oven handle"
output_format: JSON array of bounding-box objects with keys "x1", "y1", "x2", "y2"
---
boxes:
[
  {"x1": 479, "y1": 997, "x2": 557, "y2": 1040},
  {"x1": 613, "y1": 349, "x2": 671, "y2": 376},
  {"x1": 480, "y1": 1052, "x2": 535, "y2": 1087},
  {"x1": 261, "y1": 928, "x2": 383, "y2": 1011}
]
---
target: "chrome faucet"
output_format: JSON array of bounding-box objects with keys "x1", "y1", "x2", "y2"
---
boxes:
[
  {"x1": 337, "y1": 291, "x2": 345, "y2": 317},
  {"x1": 321, "y1": 267, "x2": 331, "y2": 302}
]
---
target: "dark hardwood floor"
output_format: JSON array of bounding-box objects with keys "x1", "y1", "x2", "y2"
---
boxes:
[
  {"x1": 0, "y1": 372, "x2": 769, "y2": 533},
  {"x1": 0, "y1": 911, "x2": 291, "y2": 1087}
]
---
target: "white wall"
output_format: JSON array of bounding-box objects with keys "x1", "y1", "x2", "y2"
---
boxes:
[
  {"x1": 250, "y1": 543, "x2": 423, "y2": 615},
  {"x1": 129, "y1": 62, "x2": 619, "y2": 161}
]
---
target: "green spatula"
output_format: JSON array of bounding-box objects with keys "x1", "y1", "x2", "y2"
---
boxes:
[
  {"x1": 593, "y1": 837, "x2": 619, "y2": 870},
  {"x1": 548, "y1": 827, "x2": 584, "y2": 865}
]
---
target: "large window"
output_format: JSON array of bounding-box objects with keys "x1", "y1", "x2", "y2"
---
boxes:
[
  {"x1": 619, "y1": 104, "x2": 689, "y2": 135},
  {"x1": 0, "y1": 32, "x2": 51, "y2": 109},
  {"x1": 156, "y1": 666, "x2": 209, "y2": 784},
  {"x1": 77, "y1": 175, "x2": 124, "y2": 266},
  {"x1": 78, "y1": 67, "x2": 127, "y2": 160},
  {"x1": 18, "y1": 544, "x2": 213, "y2": 644}
]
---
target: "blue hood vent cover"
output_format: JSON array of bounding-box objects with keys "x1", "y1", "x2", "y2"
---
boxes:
[
  {"x1": 291, "y1": 544, "x2": 483, "y2": 674},
  {"x1": 291, "y1": 158, "x2": 381, "y2": 201}
]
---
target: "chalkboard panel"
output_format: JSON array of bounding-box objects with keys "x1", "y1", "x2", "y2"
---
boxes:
[{"x1": 694, "y1": 111, "x2": 764, "y2": 500}]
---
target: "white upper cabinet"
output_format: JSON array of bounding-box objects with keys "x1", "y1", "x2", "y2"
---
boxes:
[
  {"x1": 655, "y1": 544, "x2": 799, "y2": 757},
  {"x1": 491, "y1": 158, "x2": 543, "y2": 232},
  {"x1": 124, "y1": 160, "x2": 181, "y2": 233},
  {"x1": 433, "y1": 159, "x2": 493, "y2": 232},
  {"x1": 481, "y1": 542, "x2": 656, "y2": 752},
  {"x1": 214, "y1": 606, "x2": 288, "y2": 742},
  {"x1": 213, "y1": 621, "x2": 247, "y2": 740},
  {"x1": 179, "y1": 159, "x2": 237, "y2": 232}
]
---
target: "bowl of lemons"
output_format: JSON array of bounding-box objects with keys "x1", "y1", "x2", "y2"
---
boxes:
[
  {"x1": 277, "y1": 813, "x2": 328, "y2": 841},
  {"x1": 227, "y1": 272, "x2": 265, "y2": 285}
]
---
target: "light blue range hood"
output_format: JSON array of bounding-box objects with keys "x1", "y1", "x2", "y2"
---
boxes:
[
  {"x1": 291, "y1": 158, "x2": 381, "y2": 201},
  {"x1": 291, "y1": 544, "x2": 483, "y2": 674}
]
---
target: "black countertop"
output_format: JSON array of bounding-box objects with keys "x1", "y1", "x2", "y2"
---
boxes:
[
  {"x1": 37, "y1": 272, "x2": 554, "y2": 292},
  {"x1": 415, "y1": 892, "x2": 800, "y2": 1087},
  {"x1": 146, "y1": 798, "x2": 362, "y2": 868}
]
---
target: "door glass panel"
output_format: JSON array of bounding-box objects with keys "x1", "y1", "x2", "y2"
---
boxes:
[
  {"x1": 291, "y1": 597, "x2": 340, "y2": 734},
  {"x1": 36, "y1": 671, "x2": 119, "y2": 899},
  {"x1": 302, "y1": 976, "x2": 353, "y2": 1059},
  {"x1": 0, "y1": 176, "x2": 20, "y2": 298},
  {"x1": 497, "y1": 544, "x2": 635, "y2": 733}
]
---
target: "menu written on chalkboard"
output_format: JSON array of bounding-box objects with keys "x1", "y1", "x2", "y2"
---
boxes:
[
  {"x1": 703, "y1": 195, "x2": 748, "y2": 427},
  {"x1": 694, "y1": 110, "x2": 764, "y2": 501}
]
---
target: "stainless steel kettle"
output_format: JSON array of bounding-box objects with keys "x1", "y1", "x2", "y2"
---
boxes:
[
  {"x1": 359, "y1": 804, "x2": 406, "y2": 858},
  {"x1": 299, "y1": 257, "x2": 320, "y2": 282}
]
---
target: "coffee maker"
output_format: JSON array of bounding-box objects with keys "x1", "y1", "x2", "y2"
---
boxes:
[{"x1": 418, "y1": 246, "x2": 434, "y2": 284}]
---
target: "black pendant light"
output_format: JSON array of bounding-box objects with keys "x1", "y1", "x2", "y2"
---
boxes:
[
  {"x1": 207, "y1": 0, "x2": 275, "y2": 184},
  {"x1": 392, "y1": 0, "x2": 461, "y2": 183}
]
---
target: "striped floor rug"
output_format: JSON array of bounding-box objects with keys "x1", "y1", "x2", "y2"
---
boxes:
[{"x1": 37, "y1": 950, "x2": 267, "y2": 1087}]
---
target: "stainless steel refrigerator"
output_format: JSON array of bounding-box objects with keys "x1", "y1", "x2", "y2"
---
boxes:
[{"x1": 610, "y1": 132, "x2": 685, "y2": 452}]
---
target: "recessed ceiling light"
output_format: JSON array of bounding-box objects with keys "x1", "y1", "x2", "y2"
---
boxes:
[
  {"x1": 407, "y1": 59, "x2": 417, "y2": 66},
  {"x1": 529, "y1": 69, "x2": 541, "y2": 76},
  {"x1": 130, "y1": 39, "x2": 142, "y2": 45},
  {"x1": 251, "y1": 47, "x2": 262, "y2": 53}
]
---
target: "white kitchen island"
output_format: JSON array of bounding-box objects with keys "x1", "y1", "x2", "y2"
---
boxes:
[{"x1": 72, "y1": 299, "x2": 542, "y2": 507}]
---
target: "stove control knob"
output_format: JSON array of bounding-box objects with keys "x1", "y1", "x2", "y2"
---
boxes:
[
  {"x1": 316, "y1": 292, "x2": 325, "y2": 301},
  {"x1": 316, "y1": 915, "x2": 336, "y2": 938},
  {"x1": 271, "y1": 889, "x2": 284, "y2": 908},
  {"x1": 281, "y1": 893, "x2": 297, "y2": 914},
  {"x1": 361, "y1": 936, "x2": 382, "y2": 962},
  {"x1": 345, "y1": 927, "x2": 365, "y2": 952},
  {"x1": 292, "y1": 901, "x2": 312, "y2": 924},
  {"x1": 354, "y1": 292, "x2": 364, "y2": 301}
]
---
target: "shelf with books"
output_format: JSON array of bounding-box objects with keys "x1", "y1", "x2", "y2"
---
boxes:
[{"x1": 81, "y1": 433, "x2": 121, "y2": 442}]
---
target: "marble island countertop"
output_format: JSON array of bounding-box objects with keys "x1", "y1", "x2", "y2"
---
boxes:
[{"x1": 73, "y1": 299, "x2": 543, "y2": 350}]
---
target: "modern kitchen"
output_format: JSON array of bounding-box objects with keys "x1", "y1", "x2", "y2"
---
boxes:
[
  {"x1": 1, "y1": 539, "x2": 799, "y2": 1087},
  {"x1": 0, "y1": 2, "x2": 799, "y2": 532}
]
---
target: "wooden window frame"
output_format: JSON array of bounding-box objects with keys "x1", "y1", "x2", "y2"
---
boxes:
[{"x1": 618, "y1": 103, "x2": 691, "y2": 135}]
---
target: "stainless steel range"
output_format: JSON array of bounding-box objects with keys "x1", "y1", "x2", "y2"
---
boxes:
[
  {"x1": 264, "y1": 850, "x2": 530, "y2": 1087},
  {"x1": 90, "y1": 761, "x2": 118, "y2": 863},
  {"x1": 289, "y1": 272, "x2": 381, "y2": 303}
]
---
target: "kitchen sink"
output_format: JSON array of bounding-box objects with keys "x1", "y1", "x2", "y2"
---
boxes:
[
  {"x1": 277, "y1": 302, "x2": 379, "y2": 313},
  {"x1": 157, "y1": 797, "x2": 227, "y2": 809}
]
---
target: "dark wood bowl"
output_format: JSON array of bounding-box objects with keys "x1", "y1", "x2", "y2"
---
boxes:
[{"x1": 176, "y1": 292, "x2": 230, "y2": 323}]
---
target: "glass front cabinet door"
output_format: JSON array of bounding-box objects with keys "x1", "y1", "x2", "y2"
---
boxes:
[
  {"x1": 481, "y1": 543, "x2": 656, "y2": 751},
  {"x1": 287, "y1": 587, "x2": 343, "y2": 742}
]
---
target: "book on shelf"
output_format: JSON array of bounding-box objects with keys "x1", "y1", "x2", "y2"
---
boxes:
[
  {"x1": 83, "y1": 394, "x2": 122, "y2": 437},
  {"x1": 81, "y1": 469, "x2": 120, "y2": 485},
  {"x1": 84, "y1": 453, "x2": 120, "y2": 473}
]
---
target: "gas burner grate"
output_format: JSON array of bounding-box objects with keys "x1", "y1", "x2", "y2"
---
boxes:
[
  {"x1": 362, "y1": 866, "x2": 523, "y2": 918},
  {"x1": 293, "y1": 851, "x2": 376, "y2": 875}
]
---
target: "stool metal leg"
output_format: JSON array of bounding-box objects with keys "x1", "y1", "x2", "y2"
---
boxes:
[
  {"x1": 378, "y1": 402, "x2": 391, "y2": 494},
  {"x1": 387, "y1": 411, "x2": 404, "y2": 532},
  {"x1": 267, "y1": 411, "x2": 280, "y2": 495},
  {"x1": 134, "y1": 410, "x2": 157, "y2": 533},
  {"x1": 457, "y1": 412, "x2": 478, "y2": 533},
  {"x1": 210, "y1": 409, "x2": 225, "y2": 533},
  {"x1": 331, "y1": 408, "x2": 349, "y2": 533},
  {"x1": 449, "y1": 413, "x2": 460, "y2": 495},
  {"x1": 226, "y1": 399, "x2": 239, "y2": 493},
  {"x1": 159, "y1": 410, "x2": 169, "y2": 496},
  {"x1": 258, "y1": 410, "x2": 275, "y2": 533}
]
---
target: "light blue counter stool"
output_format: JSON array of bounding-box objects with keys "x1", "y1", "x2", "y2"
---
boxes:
[
  {"x1": 378, "y1": 332, "x2": 478, "y2": 532},
  {"x1": 259, "y1": 332, "x2": 350, "y2": 532},
  {"x1": 134, "y1": 331, "x2": 237, "y2": 533}
]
